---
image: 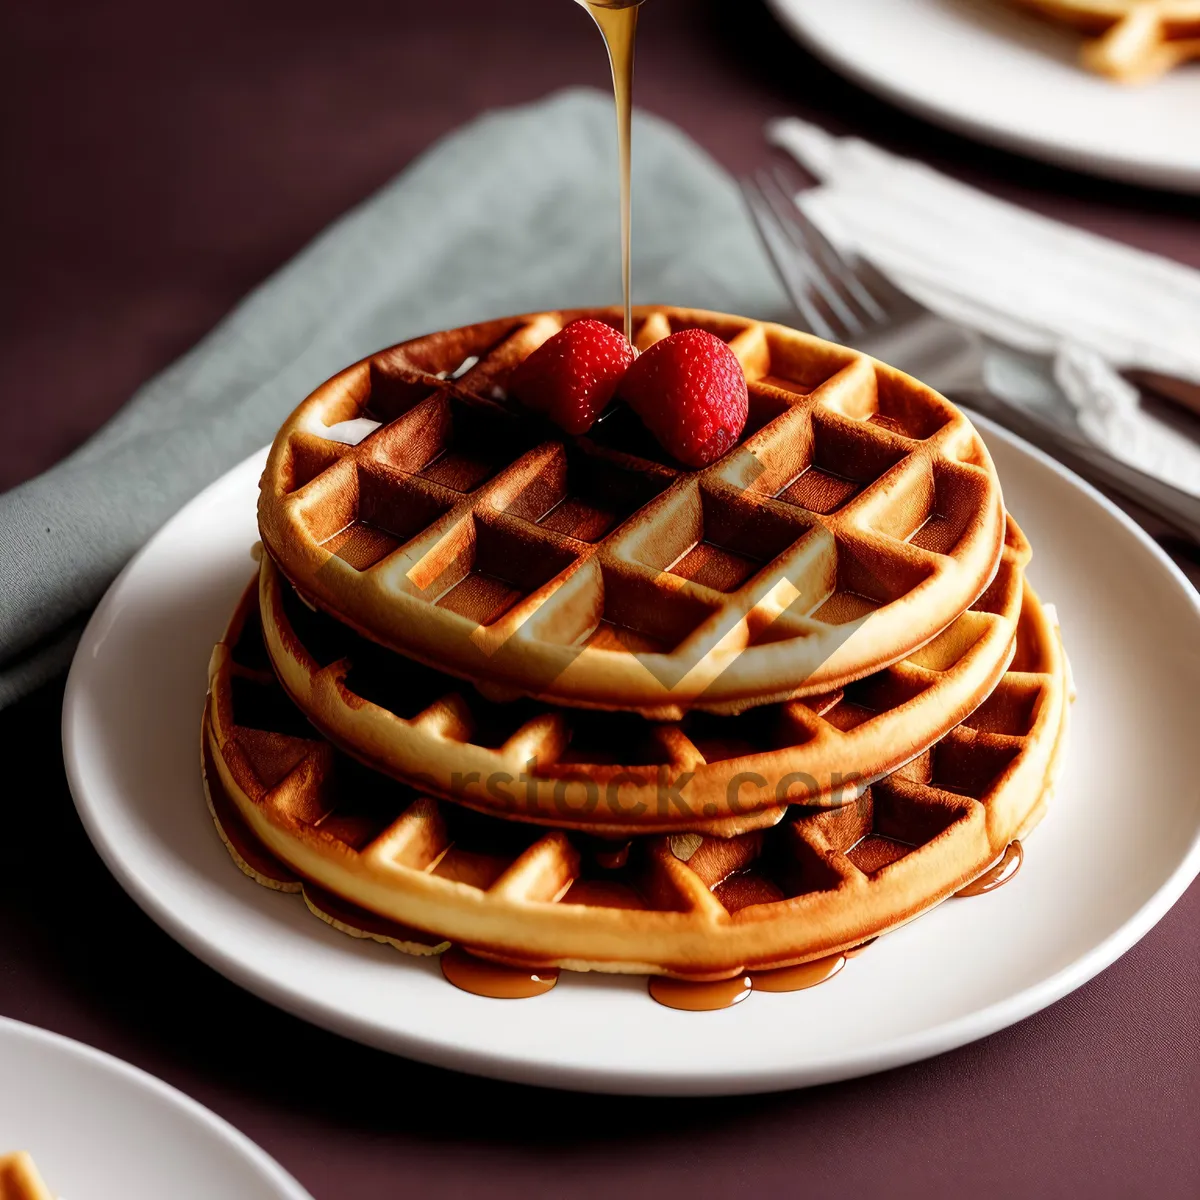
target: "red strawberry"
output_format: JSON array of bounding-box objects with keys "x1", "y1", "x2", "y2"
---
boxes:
[
  {"x1": 509, "y1": 318, "x2": 635, "y2": 436},
  {"x1": 618, "y1": 329, "x2": 749, "y2": 468}
]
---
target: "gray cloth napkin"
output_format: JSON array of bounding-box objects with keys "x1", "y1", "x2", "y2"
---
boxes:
[{"x1": 0, "y1": 88, "x2": 786, "y2": 708}]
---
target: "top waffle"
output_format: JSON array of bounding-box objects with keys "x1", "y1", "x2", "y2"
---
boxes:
[
  {"x1": 1009, "y1": 1, "x2": 1200, "y2": 80},
  {"x1": 259, "y1": 307, "x2": 1007, "y2": 718}
]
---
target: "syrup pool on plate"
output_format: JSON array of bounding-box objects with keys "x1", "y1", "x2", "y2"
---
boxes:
[{"x1": 441, "y1": 947, "x2": 560, "y2": 998}]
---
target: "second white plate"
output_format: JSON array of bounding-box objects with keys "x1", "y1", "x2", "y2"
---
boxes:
[
  {"x1": 0, "y1": 1018, "x2": 310, "y2": 1198},
  {"x1": 62, "y1": 420, "x2": 1200, "y2": 1094},
  {"x1": 767, "y1": 0, "x2": 1200, "y2": 191}
]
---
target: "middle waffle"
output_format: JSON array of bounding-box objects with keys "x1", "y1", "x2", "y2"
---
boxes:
[{"x1": 257, "y1": 518, "x2": 1030, "y2": 837}]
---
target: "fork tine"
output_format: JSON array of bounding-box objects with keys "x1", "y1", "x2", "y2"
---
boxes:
[
  {"x1": 740, "y1": 178, "x2": 839, "y2": 343},
  {"x1": 768, "y1": 161, "x2": 918, "y2": 320},
  {"x1": 766, "y1": 164, "x2": 890, "y2": 326},
  {"x1": 754, "y1": 170, "x2": 866, "y2": 339}
]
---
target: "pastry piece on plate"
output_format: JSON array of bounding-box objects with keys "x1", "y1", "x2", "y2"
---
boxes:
[
  {"x1": 1011, "y1": 0, "x2": 1200, "y2": 82},
  {"x1": 0, "y1": 1153, "x2": 55, "y2": 1200}
]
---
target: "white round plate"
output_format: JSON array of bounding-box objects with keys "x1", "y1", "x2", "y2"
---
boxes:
[
  {"x1": 62, "y1": 421, "x2": 1200, "y2": 1095},
  {"x1": 767, "y1": 0, "x2": 1200, "y2": 192},
  {"x1": 0, "y1": 1017, "x2": 311, "y2": 1198}
]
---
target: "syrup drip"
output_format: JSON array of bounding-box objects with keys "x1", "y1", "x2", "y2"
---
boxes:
[
  {"x1": 649, "y1": 952, "x2": 849, "y2": 1011},
  {"x1": 581, "y1": 0, "x2": 643, "y2": 343},
  {"x1": 844, "y1": 938, "x2": 877, "y2": 958},
  {"x1": 441, "y1": 947, "x2": 560, "y2": 999},
  {"x1": 649, "y1": 973, "x2": 752, "y2": 1011},
  {"x1": 956, "y1": 841, "x2": 1023, "y2": 897}
]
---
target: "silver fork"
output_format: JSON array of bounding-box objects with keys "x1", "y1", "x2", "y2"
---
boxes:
[{"x1": 741, "y1": 166, "x2": 1200, "y2": 544}]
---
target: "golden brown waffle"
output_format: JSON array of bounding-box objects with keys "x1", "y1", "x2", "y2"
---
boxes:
[
  {"x1": 256, "y1": 517, "x2": 1029, "y2": 836},
  {"x1": 0, "y1": 1154, "x2": 53, "y2": 1200},
  {"x1": 257, "y1": 307, "x2": 1007, "y2": 719},
  {"x1": 1010, "y1": 0, "x2": 1200, "y2": 80},
  {"x1": 203, "y1": 573, "x2": 1068, "y2": 979}
]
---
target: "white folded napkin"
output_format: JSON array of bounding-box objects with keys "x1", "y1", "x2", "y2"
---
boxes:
[{"x1": 768, "y1": 118, "x2": 1200, "y2": 499}]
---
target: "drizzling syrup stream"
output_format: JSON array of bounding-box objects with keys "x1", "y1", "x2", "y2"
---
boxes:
[{"x1": 578, "y1": 0, "x2": 644, "y2": 344}]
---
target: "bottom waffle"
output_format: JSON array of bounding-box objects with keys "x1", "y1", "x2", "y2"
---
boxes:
[{"x1": 202, "y1": 572, "x2": 1070, "y2": 983}]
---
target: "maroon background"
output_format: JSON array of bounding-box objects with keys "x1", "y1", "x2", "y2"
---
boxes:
[{"x1": 2, "y1": 1, "x2": 1198, "y2": 1196}]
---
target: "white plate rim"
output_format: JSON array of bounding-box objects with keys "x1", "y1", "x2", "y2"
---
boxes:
[
  {"x1": 60, "y1": 417, "x2": 1200, "y2": 1095},
  {"x1": 765, "y1": 0, "x2": 1200, "y2": 192},
  {"x1": 0, "y1": 1015, "x2": 313, "y2": 1197}
]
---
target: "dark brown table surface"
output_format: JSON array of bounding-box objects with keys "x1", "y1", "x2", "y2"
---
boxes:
[{"x1": 2, "y1": 1, "x2": 1198, "y2": 1196}]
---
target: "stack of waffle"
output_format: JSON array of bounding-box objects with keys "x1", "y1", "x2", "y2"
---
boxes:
[{"x1": 202, "y1": 306, "x2": 1070, "y2": 996}]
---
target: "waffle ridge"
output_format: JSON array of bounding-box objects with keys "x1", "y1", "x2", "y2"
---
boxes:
[
  {"x1": 203, "y1": 573, "x2": 1069, "y2": 979},
  {"x1": 258, "y1": 306, "x2": 1008, "y2": 718}
]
